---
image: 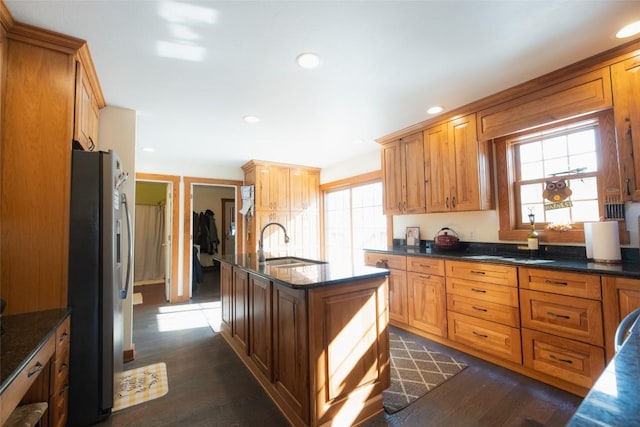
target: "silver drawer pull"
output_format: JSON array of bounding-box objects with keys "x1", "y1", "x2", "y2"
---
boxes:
[
  {"x1": 419, "y1": 275, "x2": 432, "y2": 280},
  {"x1": 544, "y1": 279, "x2": 568, "y2": 286},
  {"x1": 549, "y1": 354, "x2": 573, "y2": 364},
  {"x1": 470, "y1": 270, "x2": 486, "y2": 275},
  {"x1": 58, "y1": 363, "x2": 68, "y2": 374},
  {"x1": 471, "y1": 288, "x2": 487, "y2": 293},
  {"x1": 59, "y1": 331, "x2": 69, "y2": 342},
  {"x1": 419, "y1": 264, "x2": 431, "y2": 268},
  {"x1": 28, "y1": 362, "x2": 44, "y2": 377},
  {"x1": 472, "y1": 306, "x2": 488, "y2": 312},
  {"x1": 472, "y1": 331, "x2": 488, "y2": 338},
  {"x1": 547, "y1": 311, "x2": 571, "y2": 320}
]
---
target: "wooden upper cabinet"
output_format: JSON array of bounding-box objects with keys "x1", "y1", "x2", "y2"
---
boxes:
[
  {"x1": 612, "y1": 54, "x2": 640, "y2": 201},
  {"x1": 476, "y1": 67, "x2": 613, "y2": 141},
  {"x1": 381, "y1": 132, "x2": 426, "y2": 215},
  {"x1": 290, "y1": 168, "x2": 319, "y2": 212},
  {"x1": 253, "y1": 164, "x2": 290, "y2": 212},
  {"x1": 424, "y1": 114, "x2": 493, "y2": 213},
  {"x1": 73, "y1": 47, "x2": 105, "y2": 152}
]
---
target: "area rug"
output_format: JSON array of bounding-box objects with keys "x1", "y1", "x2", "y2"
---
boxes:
[
  {"x1": 113, "y1": 362, "x2": 168, "y2": 412},
  {"x1": 132, "y1": 292, "x2": 143, "y2": 305},
  {"x1": 383, "y1": 332, "x2": 467, "y2": 414}
]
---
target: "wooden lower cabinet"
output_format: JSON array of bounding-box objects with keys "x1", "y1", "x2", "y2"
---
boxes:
[
  {"x1": 250, "y1": 274, "x2": 273, "y2": 381},
  {"x1": 232, "y1": 268, "x2": 249, "y2": 354},
  {"x1": 364, "y1": 253, "x2": 408, "y2": 324},
  {"x1": 448, "y1": 311, "x2": 522, "y2": 364},
  {"x1": 522, "y1": 328, "x2": 605, "y2": 389},
  {"x1": 220, "y1": 262, "x2": 232, "y2": 334},
  {"x1": 49, "y1": 316, "x2": 70, "y2": 427},
  {"x1": 602, "y1": 275, "x2": 640, "y2": 360},
  {"x1": 219, "y1": 260, "x2": 389, "y2": 426},
  {"x1": 273, "y1": 283, "x2": 309, "y2": 424},
  {"x1": 407, "y1": 272, "x2": 447, "y2": 337},
  {"x1": 446, "y1": 261, "x2": 521, "y2": 363}
]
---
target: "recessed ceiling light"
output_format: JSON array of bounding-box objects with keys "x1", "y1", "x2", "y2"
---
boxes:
[
  {"x1": 142, "y1": 147, "x2": 155, "y2": 153},
  {"x1": 352, "y1": 139, "x2": 364, "y2": 145},
  {"x1": 296, "y1": 52, "x2": 320, "y2": 69},
  {"x1": 427, "y1": 106, "x2": 444, "y2": 115},
  {"x1": 616, "y1": 21, "x2": 640, "y2": 38},
  {"x1": 243, "y1": 115, "x2": 260, "y2": 123}
]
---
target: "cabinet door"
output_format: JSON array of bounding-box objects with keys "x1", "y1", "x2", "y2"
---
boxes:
[
  {"x1": 602, "y1": 276, "x2": 640, "y2": 359},
  {"x1": 388, "y1": 268, "x2": 408, "y2": 324},
  {"x1": 273, "y1": 284, "x2": 309, "y2": 424},
  {"x1": 407, "y1": 271, "x2": 447, "y2": 337},
  {"x1": 290, "y1": 169, "x2": 319, "y2": 211},
  {"x1": 381, "y1": 141, "x2": 403, "y2": 214},
  {"x1": 289, "y1": 211, "x2": 320, "y2": 260},
  {"x1": 612, "y1": 55, "x2": 640, "y2": 201},
  {"x1": 424, "y1": 123, "x2": 450, "y2": 212},
  {"x1": 74, "y1": 61, "x2": 97, "y2": 151},
  {"x1": 401, "y1": 132, "x2": 426, "y2": 214},
  {"x1": 448, "y1": 114, "x2": 480, "y2": 211},
  {"x1": 254, "y1": 165, "x2": 289, "y2": 211},
  {"x1": 232, "y1": 268, "x2": 249, "y2": 354},
  {"x1": 249, "y1": 274, "x2": 272, "y2": 381},
  {"x1": 220, "y1": 262, "x2": 233, "y2": 334}
]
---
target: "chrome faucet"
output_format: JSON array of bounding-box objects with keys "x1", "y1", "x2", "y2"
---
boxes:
[{"x1": 258, "y1": 222, "x2": 290, "y2": 263}]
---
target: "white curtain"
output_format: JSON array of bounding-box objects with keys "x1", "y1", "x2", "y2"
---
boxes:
[{"x1": 134, "y1": 205, "x2": 165, "y2": 282}]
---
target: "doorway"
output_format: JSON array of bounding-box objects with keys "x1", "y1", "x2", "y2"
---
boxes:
[
  {"x1": 133, "y1": 173, "x2": 181, "y2": 304},
  {"x1": 183, "y1": 177, "x2": 243, "y2": 302}
]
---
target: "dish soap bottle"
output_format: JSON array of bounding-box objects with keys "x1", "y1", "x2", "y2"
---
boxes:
[{"x1": 527, "y1": 211, "x2": 539, "y2": 256}]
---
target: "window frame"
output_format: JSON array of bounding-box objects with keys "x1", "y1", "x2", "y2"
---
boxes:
[
  {"x1": 495, "y1": 109, "x2": 629, "y2": 244},
  {"x1": 320, "y1": 171, "x2": 392, "y2": 262}
]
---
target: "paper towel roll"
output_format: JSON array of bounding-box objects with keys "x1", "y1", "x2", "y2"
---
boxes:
[{"x1": 590, "y1": 221, "x2": 621, "y2": 263}]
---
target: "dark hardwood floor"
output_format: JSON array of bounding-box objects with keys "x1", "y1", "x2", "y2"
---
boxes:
[{"x1": 98, "y1": 269, "x2": 581, "y2": 427}]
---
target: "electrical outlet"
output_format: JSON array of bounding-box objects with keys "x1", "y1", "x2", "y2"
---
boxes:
[{"x1": 469, "y1": 231, "x2": 476, "y2": 240}]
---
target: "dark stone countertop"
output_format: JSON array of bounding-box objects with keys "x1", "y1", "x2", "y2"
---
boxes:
[
  {"x1": 0, "y1": 308, "x2": 70, "y2": 394},
  {"x1": 213, "y1": 253, "x2": 389, "y2": 289},
  {"x1": 566, "y1": 314, "x2": 640, "y2": 426},
  {"x1": 364, "y1": 244, "x2": 640, "y2": 279}
]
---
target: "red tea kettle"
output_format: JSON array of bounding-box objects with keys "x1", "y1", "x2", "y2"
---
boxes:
[{"x1": 433, "y1": 227, "x2": 460, "y2": 250}]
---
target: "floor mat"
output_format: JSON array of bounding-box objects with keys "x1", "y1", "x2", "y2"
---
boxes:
[
  {"x1": 383, "y1": 332, "x2": 467, "y2": 414},
  {"x1": 132, "y1": 292, "x2": 143, "y2": 305},
  {"x1": 113, "y1": 362, "x2": 168, "y2": 412}
]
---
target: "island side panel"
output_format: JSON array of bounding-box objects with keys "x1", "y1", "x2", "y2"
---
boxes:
[{"x1": 308, "y1": 276, "x2": 390, "y2": 426}]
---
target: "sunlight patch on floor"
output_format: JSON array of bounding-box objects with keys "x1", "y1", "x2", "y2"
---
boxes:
[{"x1": 155, "y1": 301, "x2": 221, "y2": 332}]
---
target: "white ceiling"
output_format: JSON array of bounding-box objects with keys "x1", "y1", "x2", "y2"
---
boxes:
[{"x1": 5, "y1": 1, "x2": 640, "y2": 173}]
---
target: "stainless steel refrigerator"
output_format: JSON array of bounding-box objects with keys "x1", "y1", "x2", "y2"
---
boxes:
[{"x1": 67, "y1": 149, "x2": 132, "y2": 426}]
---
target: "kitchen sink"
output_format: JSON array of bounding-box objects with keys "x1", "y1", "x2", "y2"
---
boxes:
[
  {"x1": 265, "y1": 257, "x2": 328, "y2": 268},
  {"x1": 461, "y1": 255, "x2": 554, "y2": 264}
]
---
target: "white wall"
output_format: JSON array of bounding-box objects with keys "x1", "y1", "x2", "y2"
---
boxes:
[
  {"x1": 320, "y1": 149, "x2": 380, "y2": 184},
  {"x1": 137, "y1": 156, "x2": 244, "y2": 181},
  {"x1": 99, "y1": 106, "x2": 137, "y2": 355}
]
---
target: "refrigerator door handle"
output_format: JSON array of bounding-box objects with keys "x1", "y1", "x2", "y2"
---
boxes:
[{"x1": 120, "y1": 193, "x2": 133, "y2": 299}]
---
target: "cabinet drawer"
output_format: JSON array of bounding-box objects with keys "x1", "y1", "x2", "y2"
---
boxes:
[
  {"x1": 447, "y1": 293, "x2": 520, "y2": 327},
  {"x1": 365, "y1": 252, "x2": 406, "y2": 270},
  {"x1": 445, "y1": 260, "x2": 517, "y2": 287},
  {"x1": 519, "y1": 268, "x2": 601, "y2": 300},
  {"x1": 55, "y1": 316, "x2": 71, "y2": 351},
  {"x1": 49, "y1": 383, "x2": 69, "y2": 427},
  {"x1": 520, "y1": 289, "x2": 603, "y2": 346},
  {"x1": 407, "y1": 257, "x2": 444, "y2": 276},
  {"x1": 448, "y1": 312, "x2": 522, "y2": 364},
  {"x1": 0, "y1": 334, "x2": 55, "y2": 426},
  {"x1": 522, "y1": 328, "x2": 605, "y2": 389},
  {"x1": 51, "y1": 343, "x2": 69, "y2": 392},
  {"x1": 446, "y1": 277, "x2": 519, "y2": 307}
]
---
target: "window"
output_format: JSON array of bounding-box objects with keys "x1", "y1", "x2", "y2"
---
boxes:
[
  {"x1": 323, "y1": 176, "x2": 387, "y2": 266},
  {"x1": 496, "y1": 110, "x2": 628, "y2": 243},
  {"x1": 513, "y1": 120, "x2": 600, "y2": 227}
]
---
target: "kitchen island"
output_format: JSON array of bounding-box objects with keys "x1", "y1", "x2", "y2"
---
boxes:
[{"x1": 214, "y1": 254, "x2": 390, "y2": 427}]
